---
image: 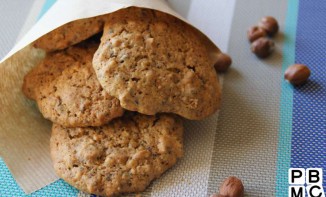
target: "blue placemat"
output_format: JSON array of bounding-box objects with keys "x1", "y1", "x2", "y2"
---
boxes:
[{"x1": 291, "y1": 0, "x2": 326, "y2": 190}]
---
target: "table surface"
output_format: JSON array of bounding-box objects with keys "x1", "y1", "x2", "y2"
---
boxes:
[{"x1": 0, "y1": 0, "x2": 325, "y2": 197}]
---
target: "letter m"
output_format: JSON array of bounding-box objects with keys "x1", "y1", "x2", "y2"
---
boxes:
[{"x1": 289, "y1": 186, "x2": 305, "y2": 197}]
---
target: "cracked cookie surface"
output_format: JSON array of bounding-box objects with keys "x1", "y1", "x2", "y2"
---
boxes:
[
  {"x1": 33, "y1": 42, "x2": 124, "y2": 127},
  {"x1": 23, "y1": 40, "x2": 102, "y2": 100},
  {"x1": 50, "y1": 113, "x2": 184, "y2": 197},
  {"x1": 23, "y1": 49, "x2": 76, "y2": 100},
  {"x1": 33, "y1": 16, "x2": 105, "y2": 52},
  {"x1": 93, "y1": 8, "x2": 221, "y2": 120}
]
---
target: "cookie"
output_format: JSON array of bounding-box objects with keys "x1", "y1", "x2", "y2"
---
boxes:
[
  {"x1": 93, "y1": 8, "x2": 221, "y2": 120},
  {"x1": 50, "y1": 113, "x2": 184, "y2": 197},
  {"x1": 34, "y1": 42, "x2": 124, "y2": 127},
  {"x1": 23, "y1": 38, "x2": 104, "y2": 100},
  {"x1": 23, "y1": 50, "x2": 75, "y2": 100},
  {"x1": 33, "y1": 16, "x2": 105, "y2": 52}
]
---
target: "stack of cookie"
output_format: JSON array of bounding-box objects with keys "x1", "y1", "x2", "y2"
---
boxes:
[{"x1": 23, "y1": 7, "x2": 221, "y2": 197}]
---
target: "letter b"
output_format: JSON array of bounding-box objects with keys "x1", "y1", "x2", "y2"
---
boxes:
[{"x1": 306, "y1": 168, "x2": 323, "y2": 185}]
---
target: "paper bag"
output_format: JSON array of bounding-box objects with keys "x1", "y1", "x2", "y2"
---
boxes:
[{"x1": 0, "y1": 0, "x2": 222, "y2": 194}]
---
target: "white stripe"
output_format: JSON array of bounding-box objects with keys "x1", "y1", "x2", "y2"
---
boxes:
[
  {"x1": 185, "y1": 0, "x2": 236, "y2": 52},
  {"x1": 15, "y1": 0, "x2": 46, "y2": 44}
]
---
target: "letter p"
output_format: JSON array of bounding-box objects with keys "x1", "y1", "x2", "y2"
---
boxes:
[{"x1": 289, "y1": 168, "x2": 306, "y2": 185}]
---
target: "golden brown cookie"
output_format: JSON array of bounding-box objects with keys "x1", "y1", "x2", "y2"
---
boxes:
[
  {"x1": 22, "y1": 50, "x2": 74, "y2": 100},
  {"x1": 32, "y1": 42, "x2": 124, "y2": 127},
  {"x1": 50, "y1": 113, "x2": 184, "y2": 197},
  {"x1": 23, "y1": 39, "x2": 102, "y2": 100},
  {"x1": 93, "y1": 8, "x2": 221, "y2": 120},
  {"x1": 33, "y1": 16, "x2": 105, "y2": 52}
]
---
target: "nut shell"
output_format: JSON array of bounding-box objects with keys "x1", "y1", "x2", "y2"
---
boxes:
[
  {"x1": 258, "y1": 16, "x2": 279, "y2": 36},
  {"x1": 214, "y1": 53, "x2": 232, "y2": 73},
  {"x1": 251, "y1": 37, "x2": 274, "y2": 58},
  {"x1": 219, "y1": 176, "x2": 244, "y2": 197},
  {"x1": 285, "y1": 64, "x2": 311, "y2": 85},
  {"x1": 247, "y1": 26, "x2": 267, "y2": 42}
]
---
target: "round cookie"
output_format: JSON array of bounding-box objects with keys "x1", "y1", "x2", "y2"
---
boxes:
[
  {"x1": 23, "y1": 40, "x2": 101, "y2": 100},
  {"x1": 35, "y1": 43, "x2": 124, "y2": 127},
  {"x1": 93, "y1": 8, "x2": 221, "y2": 120},
  {"x1": 50, "y1": 113, "x2": 184, "y2": 197},
  {"x1": 33, "y1": 15, "x2": 105, "y2": 52},
  {"x1": 23, "y1": 51, "x2": 75, "y2": 100}
]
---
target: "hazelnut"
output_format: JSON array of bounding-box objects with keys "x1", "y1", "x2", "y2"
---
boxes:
[
  {"x1": 247, "y1": 26, "x2": 267, "y2": 42},
  {"x1": 250, "y1": 37, "x2": 274, "y2": 58},
  {"x1": 258, "y1": 16, "x2": 279, "y2": 36},
  {"x1": 219, "y1": 176, "x2": 244, "y2": 197},
  {"x1": 214, "y1": 53, "x2": 232, "y2": 72},
  {"x1": 285, "y1": 64, "x2": 311, "y2": 85}
]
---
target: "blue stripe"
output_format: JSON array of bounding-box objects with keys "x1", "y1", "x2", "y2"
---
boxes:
[
  {"x1": 275, "y1": 0, "x2": 299, "y2": 196},
  {"x1": 291, "y1": 0, "x2": 326, "y2": 190},
  {"x1": 38, "y1": 0, "x2": 57, "y2": 19}
]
